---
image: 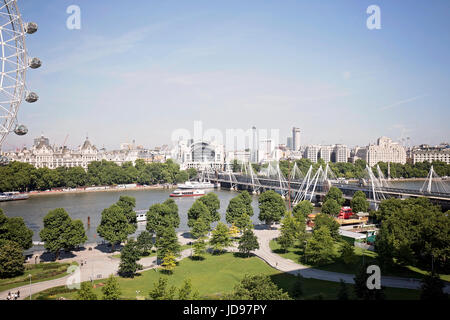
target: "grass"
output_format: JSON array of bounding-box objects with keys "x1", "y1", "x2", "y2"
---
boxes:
[
  {"x1": 111, "y1": 245, "x2": 192, "y2": 259},
  {"x1": 0, "y1": 261, "x2": 78, "y2": 292},
  {"x1": 31, "y1": 252, "x2": 419, "y2": 300},
  {"x1": 269, "y1": 239, "x2": 450, "y2": 282}
]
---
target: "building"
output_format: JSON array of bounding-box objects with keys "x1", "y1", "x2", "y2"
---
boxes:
[
  {"x1": 258, "y1": 139, "x2": 274, "y2": 163},
  {"x1": 412, "y1": 144, "x2": 450, "y2": 164},
  {"x1": 319, "y1": 145, "x2": 333, "y2": 163},
  {"x1": 292, "y1": 127, "x2": 301, "y2": 151},
  {"x1": 333, "y1": 144, "x2": 349, "y2": 163},
  {"x1": 173, "y1": 139, "x2": 224, "y2": 171},
  {"x1": 4, "y1": 135, "x2": 162, "y2": 169},
  {"x1": 357, "y1": 136, "x2": 406, "y2": 167},
  {"x1": 305, "y1": 145, "x2": 321, "y2": 163},
  {"x1": 286, "y1": 137, "x2": 293, "y2": 150}
]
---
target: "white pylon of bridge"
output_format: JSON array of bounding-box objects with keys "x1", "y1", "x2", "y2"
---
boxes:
[{"x1": 420, "y1": 165, "x2": 449, "y2": 194}]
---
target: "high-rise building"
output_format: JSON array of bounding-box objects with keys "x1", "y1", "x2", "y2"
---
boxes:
[
  {"x1": 286, "y1": 137, "x2": 293, "y2": 150},
  {"x1": 251, "y1": 126, "x2": 258, "y2": 163},
  {"x1": 292, "y1": 127, "x2": 301, "y2": 151}
]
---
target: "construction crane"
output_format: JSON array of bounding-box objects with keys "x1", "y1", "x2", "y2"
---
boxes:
[{"x1": 63, "y1": 134, "x2": 69, "y2": 147}]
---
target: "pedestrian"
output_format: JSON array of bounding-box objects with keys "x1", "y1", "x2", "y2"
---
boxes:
[{"x1": 17, "y1": 290, "x2": 20, "y2": 298}]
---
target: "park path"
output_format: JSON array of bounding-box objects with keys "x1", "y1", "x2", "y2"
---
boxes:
[
  {"x1": 0, "y1": 233, "x2": 193, "y2": 301},
  {"x1": 251, "y1": 226, "x2": 450, "y2": 293}
]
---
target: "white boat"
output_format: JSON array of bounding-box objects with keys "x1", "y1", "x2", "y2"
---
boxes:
[
  {"x1": 177, "y1": 181, "x2": 214, "y2": 189},
  {"x1": 170, "y1": 188, "x2": 206, "y2": 197},
  {"x1": 136, "y1": 210, "x2": 147, "y2": 222},
  {"x1": 0, "y1": 192, "x2": 29, "y2": 202}
]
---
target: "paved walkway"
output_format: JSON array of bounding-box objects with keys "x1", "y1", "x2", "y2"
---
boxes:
[
  {"x1": 0, "y1": 234, "x2": 194, "y2": 301},
  {"x1": 251, "y1": 226, "x2": 450, "y2": 293}
]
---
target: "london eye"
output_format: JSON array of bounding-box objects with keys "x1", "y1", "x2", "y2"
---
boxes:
[{"x1": 0, "y1": 0, "x2": 40, "y2": 165}]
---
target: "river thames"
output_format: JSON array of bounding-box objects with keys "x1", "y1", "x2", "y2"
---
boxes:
[{"x1": 0, "y1": 180, "x2": 448, "y2": 244}]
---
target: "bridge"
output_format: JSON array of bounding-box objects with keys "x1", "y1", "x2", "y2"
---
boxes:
[{"x1": 202, "y1": 162, "x2": 450, "y2": 210}]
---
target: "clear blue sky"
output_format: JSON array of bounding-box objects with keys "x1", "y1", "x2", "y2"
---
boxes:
[{"x1": 6, "y1": 0, "x2": 450, "y2": 150}]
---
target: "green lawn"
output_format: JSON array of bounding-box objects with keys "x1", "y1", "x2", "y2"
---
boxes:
[
  {"x1": 112, "y1": 244, "x2": 192, "y2": 259},
  {"x1": 0, "y1": 261, "x2": 78, "y2": 292},
  {"x1": 269, "y1": 239, "x2": 450, "y2": 282},
  {"x1": 32, "y1": 252, "x2": 419, "y2": 300}
]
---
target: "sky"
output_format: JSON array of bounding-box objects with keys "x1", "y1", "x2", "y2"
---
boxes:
[{"x1": 4, "y1": 0, "x2": 450, "y2": 151}]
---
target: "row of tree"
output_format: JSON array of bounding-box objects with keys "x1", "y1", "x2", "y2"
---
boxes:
[{"x1": 0, "y1": 159, "x2": 197, "y2": 192}]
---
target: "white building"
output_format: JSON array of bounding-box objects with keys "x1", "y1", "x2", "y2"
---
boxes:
[
  {"x1": 173, "y1": 140, "x2": 225, "y2": 171},
  {"x1": 412, "y1": 144, "x2": 450, "y2": 164},
  {"x1": 305, "y1": 145, "x2": 321, "y2": 163},
  {"x1": 360, "y1": 136, "x2": 407, "y2": 167},
  {"x1": 292, "y1": 127, "x2": 301, "y2": 151},
  {"x1": 333, "y1": 144, "x2": 349, "y2": 163},
  {"x1": 319, "y1": 145, "x2": 333, "y2": 163},
  {"x1": 5, "y1": 136, "x2": 152, "y2": 169}
]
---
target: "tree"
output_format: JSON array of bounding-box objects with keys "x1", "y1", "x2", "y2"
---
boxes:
[
  {"x1": 102, "y1": 274, "x2": 121, "y2": 300},
  {"x1": 235, "y1": 213, "x2": 253, "y2": 232},
  {"x1": 258, "y1": 190, "x2": 286, "y2": 226},
  {"x1": 160, "y1": 251, "x2": 177, "y2": 274},
  {"x1": 0, "y1": 210, "x2": 33, "y2": 250},
  {"x1": 209, "y1": 222, "x2": 232, "y2": 253},
  {"x1": 118, "y1": 239, "x2": 142, "y2": 278},
  {"x1": 146, "y1": 202, "x2": 180, "y2": 236},
  {"x1": 76, "y1": 282, "x2": 98, "y2": 300},
  {"x1": 191, "y1": 217, "x2": 210, "y2": 239},
  {"x1": 420, "y1": 272, "x2": 448, "y2": 300},
  {"x1": 339, "y1": 241, "x2": 357, "y2": 265},
  {"x1": 238, "y1": 229, "x2": 259, "y2": 257},
  {"x1": 226, "y1": 196, "x2": 248, "y2": 225},
  {"x1": 192, "y1": 237, "x2": 207, "y2": 259},
  {"x1": 324, "y1": 186, "x2": 344, "y2": 206},
  {"x1": 155, "y1": 226, "x2": 181, "y2": 260},
  {"x1": 149, "y1": 277, "x2": 177, "y2": 300},
  {"x1": 321, "y1": 199, "x2": 341, "y2": 216},
  {"x1": 0, "y1": 240, "x2": 24, "y2": 278},
  {"x1": 375, "y1": 198, "x2": 450, "y2": 271},
  {"x1": 227, "y1": 274, "x2": 291, "y2": 300},
  {"x1": 187, "y1": 200, "x2": 211, "y2": 228},
  {"x1": 314, "y1": 213, "x2": 340, "y2": 240},
  {"x1": 292, "y1": 200, "x2": 313, "y2": 222},
  {"x1": 304, "y1": 226, "x2": 335, "y2": 265},
  {"x1": 351, "y1": 194, "x2": 369, "y2": 213},
  {"x1": 228, "y1": 223, "x2": 240, "y2": 238},
  {"x1": 337, "y1": 279, "x2": 349, "y2": 300},
  {"x1": 39, "y1": 208, "x2": 87, "y2": 260},
  {"x1": 353, "y1": 263, "x2": 385, "y2": 300},
  {"x1": 278, "y1": 215, "x2": 305, "y2": 251},
  {"x1": 178, "y1": 279, "x2": 199, "y2": 300},
  {"x1": 136, "y1": 231, "x2": 153, "y2": 255},
  {"x1": 199, "y1": 193, "x2": 221, "y2": 222},
  {"x1": 291, "y1": 274, "x2": 304, "y2": 299},
  {"x1": 98, "y1": 204, "x2": 135, "y2": 252}
]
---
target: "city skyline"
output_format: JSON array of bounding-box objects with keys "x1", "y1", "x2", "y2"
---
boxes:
[{"x1": 4, "y1": 0, "x2": 450, "y2": 150}]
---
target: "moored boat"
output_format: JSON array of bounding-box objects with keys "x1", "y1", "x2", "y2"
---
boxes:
[
  {"x1": 0, "y1": 192, "x2": 29, "y2": 202},
  {"x1": 169, "y1": 189, "x2": 206, "y2": 197}
]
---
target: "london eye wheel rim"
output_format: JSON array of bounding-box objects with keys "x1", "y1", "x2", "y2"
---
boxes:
[{"x1": 0, "y1": 0, "x2": 28, "y2": 149}]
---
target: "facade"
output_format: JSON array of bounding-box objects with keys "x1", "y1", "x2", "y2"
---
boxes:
[
  {"x1": 333, "y1": 144, "x2": 349, "y2": 163},
  {"x1": 286, "y1": 137, "x2": 293, "y2": 150},
  {"x1": 412, "y1": 144, "x2": 450, "y2": 164},
  {"x1": 319, "y1": 145, "x2": 333, "y2": 163},
  {"x1": 292, "y1": 127, "x2": 301, "y2": 151},
  {"x1": 5, "y1": 135, "x2": 167, "y2": 169},
  {"x1": 305, "y1": 145, "x2": 320, "y2": 163},
  {"x1": 356, "y1": 137, "x2": 406, "y2": 167},
  {"x1": 173, "y1": 139, "x2": 224, "y2": 171}
]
